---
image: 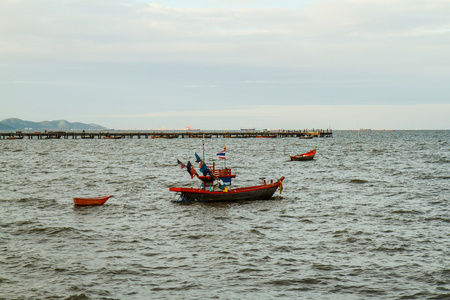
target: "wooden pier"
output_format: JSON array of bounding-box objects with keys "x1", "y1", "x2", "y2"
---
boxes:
[{"x1": 1, "y1": 129, "x2": 332, "y2": 140}]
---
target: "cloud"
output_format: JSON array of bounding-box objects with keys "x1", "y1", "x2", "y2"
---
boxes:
[
  {"x1": 1, "y1": 0, "x2": 449, "y2": 72},
  {"x1": 1, "y1": 1, "x2": 449, "y2": 129}
]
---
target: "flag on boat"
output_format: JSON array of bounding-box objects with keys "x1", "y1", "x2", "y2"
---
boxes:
[
  {"x1": 217, "y1": 147, "x2": 226, "y2": 159},
  {"x1": 177, "y1": 159, "x2": 186, "y2": 169},
  {"x1": 186, "y1": 161, "x2": 198, "y2": 178},
  {"x1": 194, "y1": 153, "x2": 211, "y2": 176},
  {"x1": 199, "y1": 161, "x2": 208, "y2": 175}
]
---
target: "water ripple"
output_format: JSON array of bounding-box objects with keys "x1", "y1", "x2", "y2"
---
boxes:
[{"x1": 1, "y1": 131, "x2": 449, "y2": 299}]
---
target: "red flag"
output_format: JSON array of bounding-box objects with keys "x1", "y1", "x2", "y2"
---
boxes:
[
  {"x1": 177, "y1": 159, "x2": 186, "y2": 169},
  {"x1": 216, "y1": 149, "x2": 226, "y2": 159},
  {"x1": 186, "y1": 161, "x2": 198, "y2": 178},
  {"x1": 217, "y1": 146, "x2": 226, "y2": 159}
]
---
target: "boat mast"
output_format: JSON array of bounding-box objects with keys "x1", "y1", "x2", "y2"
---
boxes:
[
  {"x1": 202, "y1": 134, "x2": 205, "y2": 162},
  {"x1": 223, "y1": 146, "x2": 226, "y2": 169}
]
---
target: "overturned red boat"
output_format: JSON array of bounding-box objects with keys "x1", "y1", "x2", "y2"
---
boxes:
[
  {"x1": 73, "y1": 195, "x2": 112, "y2": 206},
  {"x1": 170, "y1": 150, "x2": 284, "y2": 202},
  {"x1": 290, "y1": 146, "x2": 317, "y2": 161}
]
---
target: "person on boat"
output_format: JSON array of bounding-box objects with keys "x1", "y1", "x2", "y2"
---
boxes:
[{"x1": 211, "y1": 178, "x2": 227, "y2": 192}]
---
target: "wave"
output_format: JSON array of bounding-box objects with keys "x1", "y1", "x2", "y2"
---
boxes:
[{"x1": 349, "y1": 179, "x2": 369, "y2": 184}]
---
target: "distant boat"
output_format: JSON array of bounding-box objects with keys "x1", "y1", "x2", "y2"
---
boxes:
[
  {"x1": 7, "y1": 136, "x2": 23, "y2": 140},
  {"x1": 73, "y1": 195, "x2": 112, "y2": 206},
  {"x1": 184, "y1": 124, "x2": 200, "y2": 131},
  {"x1": 290, "y1": 146, "x2": 317, "y2": 161},
  {"x1": 151, "y1": 135, "x2": 176, "y2": 139},
  {"x1": 103, "y1": 136, "x2": 122, "y2": 139},
  {"x1": 240, "y1": 128, "x2": 255, "y2": 132}
]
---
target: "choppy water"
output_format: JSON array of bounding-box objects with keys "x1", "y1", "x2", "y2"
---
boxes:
[{"x1": 1, "y1": 131, "x2": 449, "y2": 299}]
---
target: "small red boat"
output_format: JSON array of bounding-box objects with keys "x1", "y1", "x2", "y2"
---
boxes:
[
  {"x1": 290, "y1": 146, "x2": 317, "y2": 161},
  {"x1": 170, "y1": 153, "x2": 284, "y2": 202},
  {"x1": 73, "y1": 195, "x2": 112, "y2": 206}
]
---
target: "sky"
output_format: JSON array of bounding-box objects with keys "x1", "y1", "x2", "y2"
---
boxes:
[{"x1": 1, "y1": 0, "x2": 449, "y2": 130}]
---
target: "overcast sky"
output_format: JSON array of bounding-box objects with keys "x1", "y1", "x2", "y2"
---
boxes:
[{"x1": 1, "y1": 0, "x2": 449, "y2": 130}]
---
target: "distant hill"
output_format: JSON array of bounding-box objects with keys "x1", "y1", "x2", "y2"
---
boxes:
[
  {"x1": 0, "y1": 122, "x2": 15, "y2": 130},
  {"x1": 0, "y1": 118, "x2": 105, "y2": 131}
]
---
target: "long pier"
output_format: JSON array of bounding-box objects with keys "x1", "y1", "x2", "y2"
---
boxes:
[{"x1": 1, "y1": 129, "x2": 332, "y2": 140}]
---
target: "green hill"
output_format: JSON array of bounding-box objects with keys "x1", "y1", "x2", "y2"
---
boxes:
[
  {"x1": 0, "y1": 122, "x2": 15, "y2": 130},
  {"x1": 0, "y1": 118, "x2": 105, "y2": 131}
]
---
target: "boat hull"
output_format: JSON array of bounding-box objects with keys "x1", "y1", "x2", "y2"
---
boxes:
[
  {"x1": 290, "y1": 154, "x2": 315, "y2": 161},
  {"x1": 170, "y1": 178, "x2": 283, "y2": 203},
  {"x1": 290, "y1": 147, "x2": 316, "y2": 161},
  {"x1": 73, "y1": 195, "x2": 112, "y2": 206}
]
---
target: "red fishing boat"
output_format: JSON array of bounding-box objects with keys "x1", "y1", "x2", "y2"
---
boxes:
[
  {"x1": 170, "y1": 150, "x2": 284, "y2": 202},
  {"x1": 290, "y1": 146, "x2": 317, "y2": 161},
  {"x1": 73, "y1": 195, "x2": 112, "y2": 206},
  {"x1": 170, "y1": 178, "x2": 284, "y2": 202}
]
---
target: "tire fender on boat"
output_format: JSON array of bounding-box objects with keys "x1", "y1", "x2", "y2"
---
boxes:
[{"x1": 278, "y1": 177, "x2": 285, "y2": 194}]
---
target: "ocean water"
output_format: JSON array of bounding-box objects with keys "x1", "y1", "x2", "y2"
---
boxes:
[{"x1": 0, "y1": 130, "x2": 449, "y2": 299}]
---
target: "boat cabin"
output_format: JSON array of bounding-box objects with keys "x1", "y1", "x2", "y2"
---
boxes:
[{"x1": 197, "y1": 162, "x2": 236, "y2": 190}]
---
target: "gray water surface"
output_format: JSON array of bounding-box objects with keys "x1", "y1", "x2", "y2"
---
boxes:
[{"x1": 1, "y1": 131, "x2": 449, "y2": 299}]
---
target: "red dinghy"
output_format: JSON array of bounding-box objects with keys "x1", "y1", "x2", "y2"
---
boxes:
[
  {"x1": 290, "y1": 146, "x2": 317, "y2": 161},
  {"x1": 170, "y1": 150, "x2": 284, "y2": 203},
  {"x1": 73, "y1": 195, "x2": 112, "y2": 206}
]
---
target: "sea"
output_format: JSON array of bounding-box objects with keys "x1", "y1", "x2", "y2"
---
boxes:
[{"x1": 1, "y1": 130, "x2": 449, "y2": 299}]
